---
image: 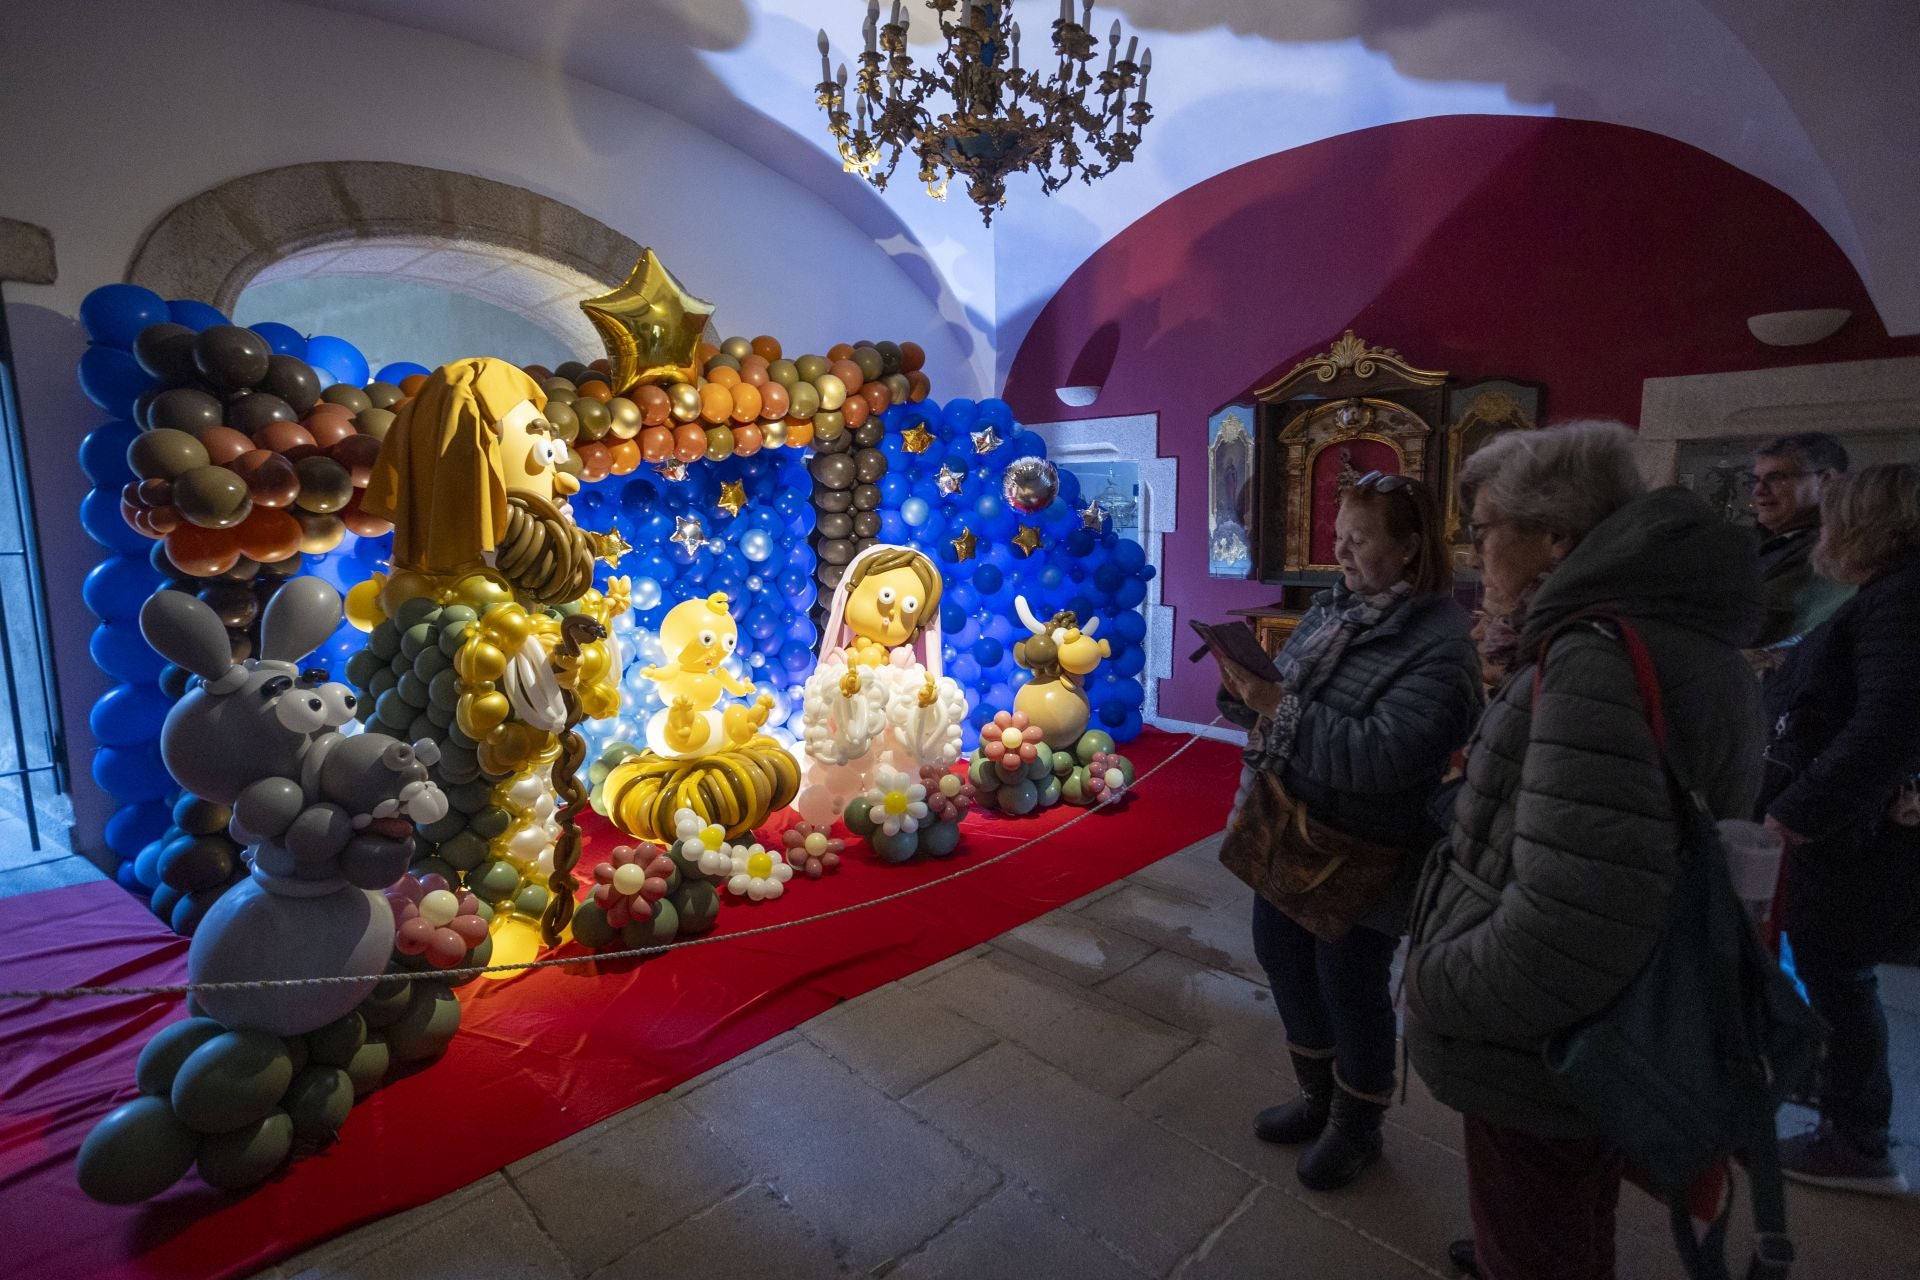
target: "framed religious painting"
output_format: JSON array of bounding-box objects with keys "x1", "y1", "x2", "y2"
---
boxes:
[
  {"x1": 1441, "y1": 378, "x2": 1542, "y2": 566},
  {"x1": 1207, "y1": 403, "x2": 1255, "y2": 577}
]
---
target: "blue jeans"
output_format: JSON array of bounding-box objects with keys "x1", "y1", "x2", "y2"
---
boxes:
[
  {"x1": 1792, "y1": 935, "x2": 1894, "y2": 1152},
  {"x1": 1250, "y1": 895, "x2": 1400, "y2": 1097}
]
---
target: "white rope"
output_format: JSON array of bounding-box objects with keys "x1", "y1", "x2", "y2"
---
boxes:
[{"x1": 0, "y1": 724, "x2": 1221, "y2": 1002}]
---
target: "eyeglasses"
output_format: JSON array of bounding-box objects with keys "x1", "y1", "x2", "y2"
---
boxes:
[
  {"x1": 1354, "y1": 470, "x2": 1411, "y2": 493},
  {"x1": 1744, "y1": 469, "x2": 1808, "y2": 491}
]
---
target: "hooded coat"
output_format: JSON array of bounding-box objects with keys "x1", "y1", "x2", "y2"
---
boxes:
[{"x1": 1404, "y1": 487, "x2": 1766, "y2": 1138}]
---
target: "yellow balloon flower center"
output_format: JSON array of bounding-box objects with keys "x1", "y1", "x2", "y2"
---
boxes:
[
  {"x1": 1000, "y1": 728, "x2": 1024, "y2": 750},
  {"x1": 701, "y1": 824, "x2": 725, "y2": 848},
  {"x1": 884, "y1": 792, "x2": 909, "y2": 815},
  {"x1": 804, "y1": 832, "x2": 829, "y2": 856},
  {"x1": 747, "y1": 851, "x2": 774, "y2": 879}
]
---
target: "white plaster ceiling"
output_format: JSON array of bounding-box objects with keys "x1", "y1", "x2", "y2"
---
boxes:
[{"x1": 293, "y1": 0, "x2": 1920, "y2": 379}]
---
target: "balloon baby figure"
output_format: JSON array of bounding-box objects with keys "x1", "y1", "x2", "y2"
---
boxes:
[
  {"x1": 346, "y1": 358, "x2": 628, "y2": 953},
  {"x1": 599, "y1": 591, "x2": 799, "y2": 844},
  {"x1": 796, "y1": 545, "x2": 969, "y2": 828}
]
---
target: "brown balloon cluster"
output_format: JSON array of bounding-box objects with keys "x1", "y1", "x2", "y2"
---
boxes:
[{"x1": 526, "y1": 335, "x2": 931, "y2": 478}]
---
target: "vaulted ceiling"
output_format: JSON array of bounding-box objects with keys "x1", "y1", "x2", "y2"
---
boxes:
[{"x1": 298, "y1": 0, "x2": 1920, "y2": 380}]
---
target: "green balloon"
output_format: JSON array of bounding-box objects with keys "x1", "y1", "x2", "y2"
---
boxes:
[
  {"x1": 367, "y1": 667, "x2": 400, "y2": 699},
  {"x1": 197, "y1": 1111, "x2": 294, "y2": 1190},
  {"x1": 399, "y1": 623, "x2": 437, "y2": 661},
  {"x1": 76, "y1": 1096, "x2": 200, "y2": 1204},
  {"x1": 358, "y1": 976, "x2": 412, "y2": 1030},
  {"x1": 1062, "y1": 767, "x2": 1091, "y2": 806},
  {"x1": 447, "y1": 779, "x2": 494, "y2": 815},
  {"x1": 571, "y1": 900, "x2": 614, "y2": 947},
  {"x1": 282, "y1": 1066, "x2": 355, "y2": 1141},
  {"x1": 394, "y1": 596, "x2": 439, "y2": 629},
  {"x1": 1027, "y1": 743, "x2": 1054, "y2": 780},
  {"x1": 786, "y1": 380, "x2": 820, "y2": 421},
  {"x1": 843, "y1": 795, "x2": 876, "y2": 837},
  {"x1": 409, "y1": 854, "x2": 459, "y2": 885},
  {"x1": 426, "y1": 702, "x2": 455, "y2": 729},
  {"x1": 387, "y1": 984, "x2": 462, "y2": 1063},
  {"x1": 1051, "y1": 749, "x2": 1076, "y2": 778},
  {"x1": 674, "y1": 881, "x2": 721, "y2": 937},
  {"x1": 127, "y1": 427, "x2": 210, "y2": 481},
  {"x1": 999, "y1": 778, "x2": 1040, "y2": 815},
  {"x1": 720, "y1": 335, "x2": 753, "y2": 361},
  {"x1": 396, "y1": 672, "x2": 432, "y2": 709},
  {"x1": 367, "y1": 622, "x2": 400, "y2": 661},
  {"x1": 641, "y1": 895, "x2": 679, "y2": 943},
  {"x1": 173, "y1": 465, "x2": 252, "y2": 529},
  {"x1": 474, "y1": 858, "x2": 523, "y2": 902},
  {"x1": 919, "y1": 820, "x2": 963, "y2": 857},
  {"x1": 513, "y1": 882, "x2": 551, "y2": 917},
  {"x1": 794, "y1": 354, "x2": 829, "y2": 383},
  {"x1": 871, "y1": 829, "x2": 918, "y2": 863},
  {"x1": 434, "y1": 832, "x2": 486, "y2": 874},
  {"x1": 852, "y1": 345, "x2": 885, "y2": 382},
  {"x1": 345, "y1": 1036, "x2": 392, "y2": 1097},
  {"x1": 285, "y1": 1034, "x2": 310, "y2": 1078},
  {"x1": 470, "y1": 806, "x2": 512, "y2": 839},
  {"x1": 306, "y1": 1011, "x2": 368, "y2": 1067},
  {"x1": 135, "y1": 1017, "x2": 226, "y2": 1096},
  {"x1": 1076, "y1": 730, "x2": 1116, "y2": 763},
  {"x1": 767, "y1": 358, "x2": 800, "y2": 387},
  {"x1": 170, "y1": 1030, "x2": 295, "y2": 1135},
  {"x1": 969, "y1": 756, "x2": 999, "y2": 790},
  {"x1": 1038, "y1": 774, "x2": 1063, "y2": 808},
  {"x1": 439, "y1": 620, "x2": 474, "y2": 658},
  {"x1": 346, "y1": 649, "x2": 384, "y2": 691},
  {"x1": 412, "y1": 646, "x2": 452, "y2": 680}
]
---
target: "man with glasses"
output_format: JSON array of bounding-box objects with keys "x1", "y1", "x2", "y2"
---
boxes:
[{"x1": 1748, "y1": 432, "x2": 1854, "y2": 658}]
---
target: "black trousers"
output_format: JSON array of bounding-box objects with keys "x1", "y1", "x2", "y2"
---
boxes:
[
  {"x1": 1792, "y1": 934, "x2": 1895, "y2": 1152},
  {"x1": 1250, "y1": 895, "x2": 1399, "y2": 1097}
]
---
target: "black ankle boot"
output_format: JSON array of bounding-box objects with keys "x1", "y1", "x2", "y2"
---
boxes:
[
  {"x1": 1254, "y1": 1050, "x2": 1335, "y2": 1145},
  {"x1": 1296, "y1": 1081, "x2": 1386, "y2": 1190},
  {"x1": 1446, "y1": 1238, "x2": 1481, "y2": 1277}
]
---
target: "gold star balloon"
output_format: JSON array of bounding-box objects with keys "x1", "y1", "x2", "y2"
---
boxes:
[
  {"x1": 902, "y1": 424, "x2": 936, "y2": 454},
  {"x1": 1012, "y1": 525, "x2": 1044, "y2": 556},
  {"x1": 580, "y1": 250, "x2": 717, "y2": 392},
  {"x1": 1081, "y1": 501, "x2": 1108, "y2": 530},
  {"x1": 717, "y1": 480, "x2": 747, "y2": 517},
  {"x1": 951, "y1": 527, "x2": 978, "y2": 562}
]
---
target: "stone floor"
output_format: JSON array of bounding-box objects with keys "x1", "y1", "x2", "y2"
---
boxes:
[{"x1": 256, "y1": 835, "x2": 1920, "y2": 1280}]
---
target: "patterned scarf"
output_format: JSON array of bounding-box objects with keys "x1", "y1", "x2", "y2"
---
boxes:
[
  {"x1": 1472, "y1": 570, "x2": 1551, "y2": 692},
  {"x1": 1259, "y1": 579, "x2": 1414, "y2": 761}
]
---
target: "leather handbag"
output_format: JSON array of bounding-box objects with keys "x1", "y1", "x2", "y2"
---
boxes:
[{"x1": 1217, "y1": 765, "x2": 1406, "y2": 942}]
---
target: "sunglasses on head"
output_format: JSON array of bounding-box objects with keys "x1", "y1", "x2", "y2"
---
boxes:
[{"x1": 1353, "y1": 470, "x2": 1411, "y2": 493}]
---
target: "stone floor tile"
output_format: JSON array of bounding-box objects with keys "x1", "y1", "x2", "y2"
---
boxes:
[
  {"x1": 284, "y1": 1176, "x2": 569, "y2": 1280},
  {"x1": 915, "y1": 949, "x2": 1194, "y2": 1096},
  {"x1": 506, "y1": 1096, "x2": 747, "y2": 1275},
  {"x1": 665, "y1": 1028, "x2": 804, "y2": 1099},
  {"x1": 1097, "y1": 947, "x2": 1290, "y2": 1071},
  {"x1": 1178, "y1": 1183, "x2": 1437, "y2": 1280},
  {"x1": 802, "y1": 982, "x2": 1000, "y2": 1098},
  {"x1": 882, "y1": 1184, "x2": 1153, "y2": 1280},
  {"x1": 588, "y1": 1184, "x2": 848, "y2": 1280},
  {"x1": 905, "y1": 1042, "x2": 1254, "y2": 1276},
  {"x1": 1082, "y1": 882, "x2": 1267, "y2": 985},
  {"x1": 1126, "y1": 835, "x2": 1243, "y2": 913},
  {"x1": 898, "y1": 943, "x2": 991, "y2": 987},
  {"x1": 1063, "y1": 881, "x2": 1129, "y2": 912},
  {"x1": 680, "y1": 1039, "x2": 997, "y2": 1270},
  {"x1": 989, "y1": 910, "x2": 1158, "y2": 985}
]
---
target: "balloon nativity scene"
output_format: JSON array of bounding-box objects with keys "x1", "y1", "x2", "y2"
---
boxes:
[{"x1": 67, "y1": 254, "x2": 1153, "y2": 1204}]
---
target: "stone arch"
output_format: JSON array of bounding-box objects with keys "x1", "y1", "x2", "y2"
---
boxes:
[{"x1": 125, "y1": 161, "x2": 642, "y2": 351}]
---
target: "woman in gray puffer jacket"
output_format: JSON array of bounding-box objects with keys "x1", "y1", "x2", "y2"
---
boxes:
[
  {"x1": 1217, "y1": 474, "x2": 1480, "y2": 1192},
  {"x1": 1404, "y1": 422, "x2": 1765, "y2": 1280}
]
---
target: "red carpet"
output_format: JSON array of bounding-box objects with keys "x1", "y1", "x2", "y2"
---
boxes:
[{"x1": 0, "y1": 729, "x2": 1239, "y2": 1280}]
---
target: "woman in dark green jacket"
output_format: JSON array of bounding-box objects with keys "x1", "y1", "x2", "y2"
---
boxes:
[{"x1": 1217, "y1": 474, "x2": 1479, "y2": 1191}]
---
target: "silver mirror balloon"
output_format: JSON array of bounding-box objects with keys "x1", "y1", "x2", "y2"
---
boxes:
[{"x1": 1002, "y1": 457, "x2": 1059, "y2": 513}]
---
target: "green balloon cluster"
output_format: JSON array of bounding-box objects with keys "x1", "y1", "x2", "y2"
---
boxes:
[
  {"x1": 76, "y1": 980, "x2": 463, "y2": 1204},
  {"x1": 843, "y1": 795, "x2": 964, "y2": 863},
  {"x1": 569, "y1": 825, "x2": 724, "y2": 950},
  {"x1": 966, "y1": 729, "x2": 1133, "y2": 816},
  {"x1": 348, "y1": 598, "x2": 477, "y2": 774}
]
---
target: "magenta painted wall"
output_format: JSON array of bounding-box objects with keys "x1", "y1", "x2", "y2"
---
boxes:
[{"x1": 1003, "y1": 115, "x2": 1920, "y2": 726}]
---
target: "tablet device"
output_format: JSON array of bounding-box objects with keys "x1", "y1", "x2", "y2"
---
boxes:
[{"x1": 1186, "y1": 618, "x2": 1284, "y2": 685}]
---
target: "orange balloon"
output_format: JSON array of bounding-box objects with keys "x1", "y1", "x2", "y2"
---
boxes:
[
  {"x1": 737, "y1": 358, "x2": 769, "y2": 386},
  {"x1": 705, "y1": 365, "x2": 740, "y2": 389},
  {"x1": 759, "y1": 381, "x2": 790, "y2": 420},
  {"x1": 673, "y1": 422, "x2": 708, "y2": 463},
  {"x1": 830, "y1": 359, "x2": 864, "y2": 394},
  {"x1": 576, "y1": 441, "x2": 613, "y2": 482},
  {"x1": 863, "y1": 382, "x2": 892, "y2": 413},
  {"x1": 400, "y1": 373, "x2": 430, "y2": 396},
  {"x1": 698, "y1": 382, "x2": 732, "y2": 424},
  {"x1": 195, "y1": 426, "x2": 254, "y2": 466},
  {"x1": 165, "y1": 525, "x2": 242, "y2": 577},
  {"x1": 253, "y1": 420, "x2": 317, "y2": 459},
  {"x1": 639, "y1": 425, "x2": 672, "y2": 462},
  {"x1": 750, "y1": 335, "x2": 782, "y2": 362},
  {"x1": 906, "y1": 370, "x2": 931, "y2": 401},
  {"x1": 235, "y1": 505, "x2": 303, "y2": 563},
  {"x1": 339, "y1": 490, "x2": 393, "y2": 538},
  {"x1": 634, "y1": 384, "x2": 671, "y2": 426},
  {"x1": 827, "y1": 342, "x2": 854, "y2": 363},
  {"x1": 899, "y1": 341, "x2": 925, "y2": 373},
  {"x1": 841, "y1": 394, "x2": 869, "y2": 429},
  {"x1": 303, "y1": 409, "x2": 357, "y2": 449},
  {"x1": 589, "y1": 358, "x2": 611, "y2": 373},
  {"x1": 229, "y1": 449, "x2": 300, "y2": 508},
  {"x1": 579, "y1": 381, "x2": 614, "y2": 403},
  {"x1": 328, "y1": 434, "x2": 384, "y2": 488},
  {"x1": 732, "y1": 423, "x2": 763, "y2": 456},
  {"x1": 697, "y1": 343, "x2": 720, "y2": 363},
  {"x1": 607, "y1": 438, "x2": 642, "y2": 475},
  {"x1": 729, "y1": 382, "x2": 763, "y2": 423},
  {"x1": 784, "y1": 417, "x2": 815, "y2": 448}
]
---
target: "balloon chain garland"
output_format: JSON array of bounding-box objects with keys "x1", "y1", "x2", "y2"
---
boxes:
[{"x1": 541, "y1": 613, "x2": 606, "y2": 945}]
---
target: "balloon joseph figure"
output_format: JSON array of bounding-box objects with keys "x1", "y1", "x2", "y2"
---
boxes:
[{"x1": 346, "y1": 358, "x2": 629, "y2": 957}]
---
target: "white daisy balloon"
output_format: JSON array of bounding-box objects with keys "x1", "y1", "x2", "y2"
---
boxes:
[
  {"x1": 674, "y1": 807, "x2": 733, "y2": 878},
  {"x1": 724, "y1": 841, "x2": 793, "y2": 901},
  {"x1": 867, "y1": 765, "x2": 930, "y2": 837}
]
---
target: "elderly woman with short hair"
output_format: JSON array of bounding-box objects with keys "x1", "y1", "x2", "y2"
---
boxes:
[
  {"x1": 1764, "y1": 463, "x2": 1920, "y2": 1195},
  {"x1": 1404, "y1": 421, "x2": 1766, "y2": 1280}
]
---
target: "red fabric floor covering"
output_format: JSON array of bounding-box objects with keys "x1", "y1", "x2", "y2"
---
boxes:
[{"x1": 0, "y1": 729, "x2": 1239, "y2": 1280}]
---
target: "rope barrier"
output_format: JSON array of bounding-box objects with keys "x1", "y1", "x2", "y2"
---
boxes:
[{"x1": 0, "y1": 724, "x2": 1226, "y2": 1002}]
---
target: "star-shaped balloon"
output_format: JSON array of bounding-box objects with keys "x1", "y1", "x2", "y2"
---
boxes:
[
  {"x1": 902, "y1": 424, "x2": 936, "y2": 454},
  {"x1": 936, "y1": 465, "x2": 965, "y2": 496},
  {"x1": 580, "y1": 249, "x2": 717, "y2": 392},
  {"x1": 589, "y1": 526, "x2": 632, "y2": 567},
  {"x1": 655, "y1": 460, "x2": 689, "y2": 483},
  {"x1": 717, "y1": 480, "x2": 747, "y2": 517},
  {"x1": 1081, "y1": 501, "x2": 1108, "y2": 530},
  {"x1": 971, "y1": 425, "x2": 1003, "y2": 455},
  {"x1": 1012, "y1": 525, "x2": 1044, "y2": 556},
  {"x1": 951, "y1": 527, "x2": 978, "y2": 562},
  {"x1": 670, "y1": 515, "x2": 705, "y2": 555}
]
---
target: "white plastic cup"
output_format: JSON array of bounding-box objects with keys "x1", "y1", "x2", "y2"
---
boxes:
[{"x1": 1717, "y1": 818, "x2": 1785, "y2": 923}]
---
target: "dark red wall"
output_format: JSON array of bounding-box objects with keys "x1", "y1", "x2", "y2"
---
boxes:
[{"x1": 1003, "y1": 115, "x2": 1920, "y2": 725}]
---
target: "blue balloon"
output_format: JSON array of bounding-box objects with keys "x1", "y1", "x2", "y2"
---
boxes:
[
  {"x1": 78, "y1": 420, "x2": 141, "y2": 487},
  {"x1": 77, "y1": 345, "x2": 151, "y2": 417},
  {"x1": 167, "y1": 299, "x2": 230, "y2": 331},
  {"x1": 1109, "y1": 645, "x2": 1146, "y2": 678},
  {"x1": 972, "y1": 637, "x2": 1003, "y2": 666},
  {"x1": 976, "y1": 398, "x2": 1015, "y2": 430},
  {"x1": 91, "y1": 621, "x2": 166, "y2": 684},
  {"x1": 117, "y1": 860, "x2": 147, "y2": 891},
  {"x1": 90, "y1": 683, "x2": 173, "y2": 746},
  {"x1": 80, "y1": 285, "x2": 170, "y2": 350},
  {"x1": 950, "y1": 654, "x2": 982, "y2": 686},
  {"x1": 80, "y1": 486, "x2": 148, "y2": 554},
  {"x1": 880, "y1": 473, "x2": 910, "y2": 505},
  {"x1": 93, "y1": 743, "x2": 172, "y2": 803},
  {"x1": 82, "y1": 555, "x2": 160, "y2": 624},
  {"x1": 1108, "y1": 709, "x2": 1144, "y2": 742},
  {"x1": 304, "y1": 335, "x2": 370, "y2": 388},
  {"x1": 1113, "y1": 577, "x2": 1147, "y2": 610},
  {"x1": 1108, "y1": 609, "x2": 1147, "y2": 646},
  {"x1": 974, "y1": 564, "x2": 1004, "y2": 595},
  {"x1": 1112, "y1": 539, "x2": 1148, "y2": 573},
  {"x1": 375, "y1": 361, "x2": 431, "y2": 384},
  {"x1": 878, "y1": 512, "x2": 907, "y2": 543},
  {"x1": 248, "y1": 322, "x2": 307, "y2": 357},
  {"x1": 106, "y1": 800, "x2": 173, "y2": 859}
]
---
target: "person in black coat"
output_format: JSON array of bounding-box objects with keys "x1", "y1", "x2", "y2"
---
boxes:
[{"x1": 1763, "y1": 462, "x2": 1920, "y2": 1195}]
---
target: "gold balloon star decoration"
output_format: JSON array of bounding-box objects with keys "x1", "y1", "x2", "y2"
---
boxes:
[
  {"x1": 901, "y1": 424, "x2": 936, "y2": 454},
  {"x1": 580, "y1": 249, "x2": 717, "y2": 392},
  {"x1": 717, "y1": 480, "x2": 747, "y2": 517},
  {"x1": 1081, "y1": 501, "x2": 1108, "y2": 530},
  {"x1": 670, "y1": 515, "x2": 706, "y2": 555},
  {"x1": 936, "y1": 465, "x2": 965, "y2": 496},
  {"x1": 1012, "y1": 525, "x2": 1044, "y2": 557},
  {"x1": 971, "y1": 425, "x2": 1003, "y2": 455},
  {"x1": 951, "y1": 526, "x2": 978, "y2": 562}
]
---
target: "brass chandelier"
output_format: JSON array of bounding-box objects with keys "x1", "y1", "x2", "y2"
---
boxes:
[{"x1": 816, "y1": 0, "x2": 1154, "y2": 225}]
